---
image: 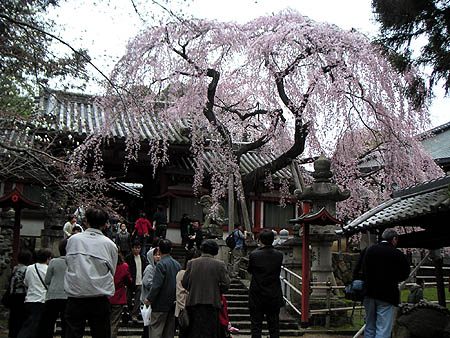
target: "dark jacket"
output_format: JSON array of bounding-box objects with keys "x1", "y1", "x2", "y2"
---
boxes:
[
  {"x1": 247, "y1": 245, "x2": 283, "y2": 308},
  {"x1": 180, "y1": 217, "x2": 190, "y2": 239},
  {"x1": 125, "y1": 253, "x2": 148, "y2": 286},
  {"x1": 356, "y1": 241, "x2": 410, "y2": 306},
  {"x1": 182, "y1": 254, "x2": 230, "y2": 309},
  {"x1": 116, "y1": 231, "x2": 132, "y2": 254},
  {"x1": 148, "y1": 255, "x2": 181, "y2": 312}
]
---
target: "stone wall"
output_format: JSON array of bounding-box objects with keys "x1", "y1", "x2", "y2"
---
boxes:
[
  {"x1": 0, "y1": 213, "x2": 14, "y2": 287},
  {"x1": 332, "y1": 252, "x2": 360, "y2": 285}
]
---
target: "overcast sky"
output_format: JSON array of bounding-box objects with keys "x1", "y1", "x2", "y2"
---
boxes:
[{"x1": 49, "y1": 0, "x2": 449, "y2": 127}]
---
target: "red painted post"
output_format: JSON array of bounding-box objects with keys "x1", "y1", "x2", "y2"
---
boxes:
[{"x1": 301, "y1": 202, "x2": 310, "y2": 328}]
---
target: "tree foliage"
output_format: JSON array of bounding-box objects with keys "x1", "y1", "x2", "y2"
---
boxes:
[
  {"x1": 372, "y1": 0, "x2": 450, "y2": 94},
  {"x1": 100, "y1": 9, "x2": 443, "y2": 221},
  {"x1": 0, "y1": 0, "x2": 90, "y2": 115}
]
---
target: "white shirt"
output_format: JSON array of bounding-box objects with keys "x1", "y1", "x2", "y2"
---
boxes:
[
  {"x1": 135, "y1": 255, "x2": 142, "y2": 286},
  {"x1": 24, "y1": 263, "x2": 48, "y2": 303},
  {"x1": 63, "y1": 221, "x2": 74, "y2": 238},
  {"x1": 64, "y1": 228, "x2": 118, "y2": 298}
]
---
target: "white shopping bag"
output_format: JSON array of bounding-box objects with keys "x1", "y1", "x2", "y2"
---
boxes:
[{"x1": 140, "y1": 304, "x2": 152, "y2": 326}]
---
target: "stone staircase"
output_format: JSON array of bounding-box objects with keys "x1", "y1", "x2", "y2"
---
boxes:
[
  {"x1": 55, "y1": 278, "x2": 301, "y2": 337},
  {"x1": 53, "y1": 245, "x2": 302, "y2": 337},
  {"x1": 171, "y1": 244, "x2": 188, "y2": 267},
  {"x1": 225, "y1": 279, "x2": 302, "y2": 337}
]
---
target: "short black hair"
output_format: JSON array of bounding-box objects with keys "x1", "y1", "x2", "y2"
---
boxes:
[
  {"x1": 132, "y1": 241, "x2": 141, "y2": 248},
  {"x1": 86, "y1": 208, "x2": 109, "y2": 229},
  {"x1": 36, "y1": 248, "x2": 52, "y2": 263},
  {"x1": 258, "y1": 230, "x2": 274, "y2": 246},
  {"x1": 200, "y1": 239, "x2": 219, "y2": 256},
  {"x1": 159, "y1": 239, "x2": 172, "y2": 254},
  {"x1": 18, "y1": 250, "x2": 32, "y2": 265},
  {"x1": 72, "y1": 225, "x2": 82, "y2": 233}
]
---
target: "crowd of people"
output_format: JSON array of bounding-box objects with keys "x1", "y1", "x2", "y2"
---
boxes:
[
  {"x1": 5, "y1": 204, "x2": 422, "y2": 338},
  {"x1": 5, "y1": 207, "x2": 285, "y2": 338}
]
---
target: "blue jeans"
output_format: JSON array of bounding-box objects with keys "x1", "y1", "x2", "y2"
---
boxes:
[{"x1": 363, "y1": 296, "x2": 395, "y2": 338}]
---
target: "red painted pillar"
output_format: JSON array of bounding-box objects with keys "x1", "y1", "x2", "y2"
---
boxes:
[{"x1": 301, "y1": 202, "x2": 310, "y2": 328}]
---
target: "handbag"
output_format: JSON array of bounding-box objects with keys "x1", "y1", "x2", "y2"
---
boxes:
[
  {"x1": 344, "y1": 279, "x2": 364, "y2": 302},
  {"x1": 178, "y1": 308, "x2": 189, "y2": 329}
]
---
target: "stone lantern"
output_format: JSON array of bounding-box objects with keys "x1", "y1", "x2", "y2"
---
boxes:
[{"x1": 291, "y1": 154, "x2": 350, "y2": 326}]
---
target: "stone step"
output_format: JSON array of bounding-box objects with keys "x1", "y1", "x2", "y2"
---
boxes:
[
  {"x1": 226, "y1": 300, "x2": 250, "y2": 307},
  {"x1": 55, "y1": 326, "x2": 302, "y2": 337},
  {"x1": 230, "y1": 320, "x2": 299, "y2": 330},
  {"x1": 225, "y1": 289, "x2": 248, "y2": 295},
  {"x1": 54, "y1": 279, "x2": 302, "y2": 337},
  {"x1": 224, "y1": 294, "x2": 248, "y2": 301},
  {"x1": 227, "y1": 307, "x2": 250, "y2": 314},
  {"x1": 54, "y1": 332, "x2": 303, "y2": 338}
]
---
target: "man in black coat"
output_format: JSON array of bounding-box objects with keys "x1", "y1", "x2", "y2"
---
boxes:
[
  {"x1": 125, "y1": 241, "x2": 149, "y2": 322},
  {"x1": 247, "y1": 229, "x2": 283, "y2": 338},
  {"x1": 354, "y1": 228, "x2": 410, "y2": 338}
]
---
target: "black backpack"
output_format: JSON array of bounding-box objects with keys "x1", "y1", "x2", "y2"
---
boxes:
[{"x1": 225, "y1": 231, "x2": 236, "y2": 249}]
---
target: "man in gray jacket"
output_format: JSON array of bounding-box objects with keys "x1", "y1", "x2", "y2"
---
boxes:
[
  {"x1": 145, "y1": 239, "x2": 181, "y2": 338},
  {"x1": 64, "y1": 207, "x2": 118, "y2": 338}
]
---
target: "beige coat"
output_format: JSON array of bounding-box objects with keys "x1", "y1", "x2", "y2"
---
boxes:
[{"x1": 175, "y1": 270, "x2": 188, "y2": 317}]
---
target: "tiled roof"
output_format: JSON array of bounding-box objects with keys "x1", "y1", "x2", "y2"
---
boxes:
[
  {"x1": 337, "y1": 175, "x2": 450, "y2": 236},
  {"x1": 421, "y1": 121, "x2": 450, "y2": 163},
  {"x1": 35, "y1": 90, "x2": 293, "y2": 180},
  {"x1": 37, "y1": 90, "x2": 190, "y2": 144},
  {"x1": 110, "y1": 182, "x2": 142, "y2": 199}
]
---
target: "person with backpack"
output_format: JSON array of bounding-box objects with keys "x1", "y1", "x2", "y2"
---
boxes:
[
  {"x1": 6, "y1": 250, "x2": 32, "y2": 338},
  {"x1": 229, "y1": 224, "x2": 247, "y2": 279}
]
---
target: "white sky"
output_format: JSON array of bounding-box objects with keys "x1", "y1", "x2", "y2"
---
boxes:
[{"x1": 49, "y1": 0, "x2": 449, "y2": 127}]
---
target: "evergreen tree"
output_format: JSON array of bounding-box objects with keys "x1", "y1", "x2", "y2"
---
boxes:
[
  {"x1": 372, "y1": 0, "x2": 450, "y2": 94},
  {"x1": 0, "y1": 0, "x2": 90, "y2": 115}
]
